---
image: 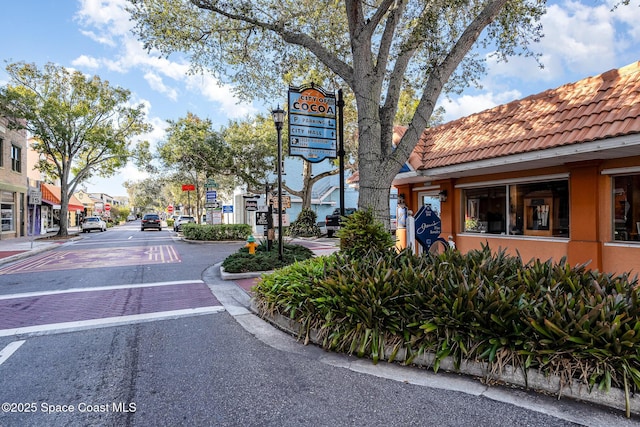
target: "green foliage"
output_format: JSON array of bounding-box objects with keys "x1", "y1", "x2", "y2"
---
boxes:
[
  {"x1": 182, "y1": 223, "x2": 252, "y2": 241},
  {"x1": 222, "y1": 240, "x2": 314, "y2": 273},
  {"x1": 287, "y1": 208, "x2": 321, "y2": 237},
  {"x1": 253, "y1": 244, "x2": 640, "y2": 408},
  {"x1": 0, "y1": 61, "x2": 151, "y2": 235},
  {"x1": 337, "y1": 209, "x2": 395, "y2": 257}
]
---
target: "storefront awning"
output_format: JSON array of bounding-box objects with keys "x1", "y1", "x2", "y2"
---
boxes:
[{"x1": 41, "y1": 184, "x2": 85, "y2": 212}]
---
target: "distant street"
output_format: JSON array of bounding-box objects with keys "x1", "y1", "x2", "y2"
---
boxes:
[{"x1": 0, "y1": 222, "x2": 635, "y2": 426}]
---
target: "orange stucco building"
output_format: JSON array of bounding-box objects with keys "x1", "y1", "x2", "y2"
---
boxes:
[{"x1": 393, "y1": 61, "x2": 640, "y2": 275}]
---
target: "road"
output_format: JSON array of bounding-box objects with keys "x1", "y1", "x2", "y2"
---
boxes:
[{"x1": 0, "y1": 222, "x2": 636, "y2": 426}]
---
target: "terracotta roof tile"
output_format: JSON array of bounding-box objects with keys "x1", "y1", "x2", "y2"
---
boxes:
[{"x1": 415, "y1": 61, "x2": 640, "y2": 170}]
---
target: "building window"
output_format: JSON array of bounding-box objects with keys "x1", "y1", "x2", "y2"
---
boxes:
[
  {"x1": 463, "y1": 180, "x2": 569, "y2": 238},
  {"x1": 613, "y1": 174, "x2": 640, "y2": 242},
  {"x1": 11, "y1": 144, "x2": 21, "y2": 172},
  {"x1": 1, "y1": 191, "x2": 15, "y2": 232}
]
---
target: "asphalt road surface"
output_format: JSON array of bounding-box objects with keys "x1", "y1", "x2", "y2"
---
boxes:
[{"x1": 0, "y1": 222, "x2": 637, "y2": 426}]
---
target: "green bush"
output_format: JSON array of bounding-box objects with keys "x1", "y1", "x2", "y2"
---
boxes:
[
  {"x1": 336, "y1": 208, "x2": 395, "y2": 257},
  {"x1": 182, "y1": 223, "x2": 251, "y2": 241},
  {"x1": 222, "y1": 239, "x2": 314, "y2": 273},
  {"x1": 287, "y1": 208, "x2": 321, "y2": 237},
  {"x1": 253, "y1": 243, "x2": 640, "y2": 413}
]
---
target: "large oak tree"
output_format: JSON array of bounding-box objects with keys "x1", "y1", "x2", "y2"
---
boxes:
[
  {"x1": 128, "y1": 0, "x2": 546, "y2": 222},
  {"x1": 0, "y1": 61, "x2": 152, "y2": 235}
]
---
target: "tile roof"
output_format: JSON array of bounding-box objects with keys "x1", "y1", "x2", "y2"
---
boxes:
[{"x1": 415, "y1": 61, "x2": 640, "y2": 170}]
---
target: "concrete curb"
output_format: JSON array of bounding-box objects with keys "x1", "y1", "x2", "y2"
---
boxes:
[
  {"x1": 252, "y1": 303, "x2": 640, "y2": 417},
  {"x1": 219, "y1": 266, "x2": 273, "y2": 281}
]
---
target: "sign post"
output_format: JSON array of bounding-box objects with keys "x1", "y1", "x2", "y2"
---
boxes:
[
  {"x1": 182, "y1": 184, "x2": 195, "y2": 216},
  {"x1": 28, "y1": 189, "x2": 41, "y2": 248}
]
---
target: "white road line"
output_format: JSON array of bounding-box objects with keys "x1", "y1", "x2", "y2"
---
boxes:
[
  {"x1": 0, "y1": 340, "x2": 26, "y2": 366},
  {"x1": 0, "y1": 306, "x2": 225, "y2": 338},
  {"x1": 0, "y1": 280, "x2": 205, "y2": 300}
]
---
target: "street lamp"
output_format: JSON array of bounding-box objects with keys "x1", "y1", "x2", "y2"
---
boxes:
[{"x1": 272, "y1": 106, "x2": 285, "y2": 261}]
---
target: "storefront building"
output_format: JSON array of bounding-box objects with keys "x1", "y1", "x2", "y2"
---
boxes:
[
  {"x1": 0, "y1": 116, "x2": 28, "y2": 239},
  {"x1": 41, "y1": 183, "x2": 84, "y2": 232},
  {"x1": 393, "y1": 61, "x2": 640, "y2": 275}
]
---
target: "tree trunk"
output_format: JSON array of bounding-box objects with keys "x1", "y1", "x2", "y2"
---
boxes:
[
  {"x1": 58, "y1": 185, "x2": 70, "y2": 237},
  {"x1": 301, "y1": 161, "x2": 312, "y2": 209}
]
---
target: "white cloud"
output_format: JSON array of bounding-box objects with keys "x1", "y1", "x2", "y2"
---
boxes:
[
  {"x1": 185, "y1": 74, "x2": 258, "y2": 119},
  {"x1": 73, "y1": 0, "x2": 255, "y2": 118},
  {"x1": 443, "y1": 0, "x2": 638, "y2": 122},
  {"x1": 144, "y1": 72, "x2": 178, "y2": 101},
  {"x1": 439, "y1": 90, "x2": 522, "y2": 122},
  {"x1": 75, "y1": 0, "x2": 132, "y2": 42},
  {"x1": 71, "y1": 54, "x2": 100, "y2": 69}
]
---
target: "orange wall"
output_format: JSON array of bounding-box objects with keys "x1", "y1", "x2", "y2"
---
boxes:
[{"x1": 401, "y1": 158, "x2": 640, "y2": 276}]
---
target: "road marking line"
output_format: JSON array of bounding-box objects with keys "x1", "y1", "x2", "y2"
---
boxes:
[
  {"x1": 0, "y1": 280, "x2": 205, "y2": 300},
  {"x1": 0, "y1": 340, "x2": 26, "y2": 366},
  {"x1": 0, "y1": 306, "x2": 224, "y2": 337}
]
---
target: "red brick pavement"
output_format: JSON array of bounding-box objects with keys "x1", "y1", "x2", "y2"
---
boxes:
[
  {"x1": 0, "y1": 251, "x2": 26, "y2": 259},
  {"x1": 0, "y1": 282, "x2": 220, "y2": 330}
]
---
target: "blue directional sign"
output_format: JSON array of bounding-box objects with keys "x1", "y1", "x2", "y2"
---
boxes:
[
  {"x1": 206, "y1": 190, "x2": 217, "y2": 202},
  {"x1": 414, "y1": 204, "x2": 442, "y2": 251},
  {"x1": 222, "y1": 205, "x2": 233, "y2": 213},
  {"x1": 288, "y1": 84, "x2": 336, "y2": 162}
]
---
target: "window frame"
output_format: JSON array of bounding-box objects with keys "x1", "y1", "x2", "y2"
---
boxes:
[
  {"x1": 10, "y1": 144, "x2": 21, "y2": 172},
  {"x1": 458, "y1": 175, "x2": 570, "y2": 239}
]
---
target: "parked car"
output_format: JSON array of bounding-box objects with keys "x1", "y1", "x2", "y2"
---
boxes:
[
  {"x1": 127, "y1": 214, "x2": 137, "y2": 221},
  {"x1": 141, "y1": 213, "x2": 162, "y2": 231},
  {"x1": 173, "y1": 215, "x2": 196, "y2": 232},
  {"x1": 81, "y1": 216, "x2": 106, "y2": 233},
  {"x1": 325, "y1": 208, "x2": 357, "y2": 237}
]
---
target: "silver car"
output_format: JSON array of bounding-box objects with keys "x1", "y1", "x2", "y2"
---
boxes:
[
  {"x1": 81, "y1": 216, "x2": 106, "y2": 233},
  {"x1": 173, "y1": 215, "x2": 196, "y2": 231}
]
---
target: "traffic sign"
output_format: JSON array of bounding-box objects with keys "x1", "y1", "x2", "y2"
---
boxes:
[
  {"x1": 222, "y1": 205, "x2": 233, "y2": 213},
  {"x1": 205, "y1": 202, "x2": 220, "y2": 209},
  {"x1": 269, "y1": 195, "x2": 291, "y2": 209},
  {"x1": 29, "y1": 191, "x2": 42, "y2": 205},
  {"x1": 182, "y1": 184, "x2": 195, "y2": 191},
  {"x1": 206, "y1": 190, "x2": 217, "y2": 202},
  {"x1": 105, "y1": 203, "x2": 111, "y2": 211},
  {"x1": 168, "y1": 205, "x2": 174, "y2": 213}
]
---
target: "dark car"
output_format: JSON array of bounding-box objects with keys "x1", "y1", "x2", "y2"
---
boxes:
[{"x1": 141, "y1": 213, "x2": 162, "y2": 231}]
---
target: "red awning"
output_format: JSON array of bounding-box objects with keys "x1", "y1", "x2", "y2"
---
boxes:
[{"x1": 41, "y1": 184, "x2": 85, "y2": 212}]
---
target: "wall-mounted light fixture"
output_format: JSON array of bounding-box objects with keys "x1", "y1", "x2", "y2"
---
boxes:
[{"x1": 439, "y1": 190, "x2": 448, "y2": 202}]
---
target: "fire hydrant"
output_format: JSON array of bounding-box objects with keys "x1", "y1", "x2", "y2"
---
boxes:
[{"x1": 245, "y1": 235, "x2": 258, "y2": 255}]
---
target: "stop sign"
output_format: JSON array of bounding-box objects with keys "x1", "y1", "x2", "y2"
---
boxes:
[
  {"x1": 105, "y1": 203, "x2": 111, "y2": 211},
  {"x1": 168, "y1": 205, "x2": 174, "y2": 213}
]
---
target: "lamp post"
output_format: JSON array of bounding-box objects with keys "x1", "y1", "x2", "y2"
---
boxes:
[{"x1": 271, "y1": 106, "x2": 285, "y2": 261}]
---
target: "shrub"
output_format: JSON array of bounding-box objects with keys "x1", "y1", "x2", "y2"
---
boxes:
[
  {"x1": 287, "y1": 208, "x2": 321, "y2": 237},
  {"x1": 182, "y1": 223, "x2": 251, "y2": 241},
  {"x1": 222, "y1": 239, "x2": 314, "y2": 273},
  {"x1": 336, "y1": 209, "x2": 395, "y2": 257},
  {"x1": 253, "y1": 243, "x2": 640, "y2": 414}
]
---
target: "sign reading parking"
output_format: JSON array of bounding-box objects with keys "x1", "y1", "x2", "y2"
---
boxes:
[{"x1": 288, "y1": 84, "x2": 336, "y2": 162}]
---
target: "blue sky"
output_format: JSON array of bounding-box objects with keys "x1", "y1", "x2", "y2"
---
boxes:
[{"x1": 1, "y1": 0, "x2": 638, "y2": 196}]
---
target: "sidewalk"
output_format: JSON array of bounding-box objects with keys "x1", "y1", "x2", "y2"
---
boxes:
[{"x1": 0, "y1": 228, "x2": 82, "y2": 266}]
